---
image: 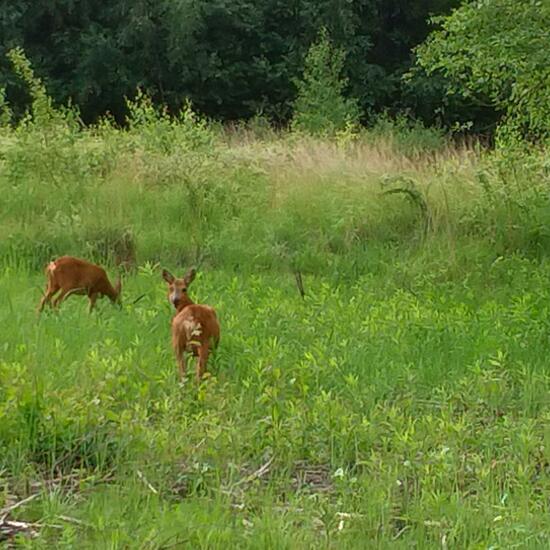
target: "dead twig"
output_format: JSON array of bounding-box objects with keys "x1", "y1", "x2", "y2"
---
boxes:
[
  {"x1": 57, "y1": 515, "x2": 92, "y2": 527},
  {"x1": 0, "y1": 493, "x2": 40, "y2": 517},
  {"x1": 28, "y1": 470, "x2": 114, "y2": 492},
  {"x1": 234, "y1": 457, "x2": 274, "y2": 487},
  {"x1": 136, "y1": 470, "x2": 159, "y2": 495},
  {"x1": 294, "y1": 271, "x2": 306, "y2": 300},
  {"x1": 131, "y1": 293, "x2": 146, "y2": 305},
  {"x1": 392, "y1": 525, "x2": 410, "y2": 540},
  {"x1": 0, "y1": 519, "x2": 39, "y2": 542}
]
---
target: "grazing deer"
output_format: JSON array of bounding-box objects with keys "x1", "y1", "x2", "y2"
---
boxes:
[
  {"x1": 38, "y1": 256, "x2": 122, "y2": 313},
  {"x1": 162, "y1": 268, "x2": 220, "y2": 383}
]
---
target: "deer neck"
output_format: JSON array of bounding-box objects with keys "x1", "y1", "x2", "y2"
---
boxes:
[{"x1": 175, "y1": 296, "x2": 194, "y2": 312}]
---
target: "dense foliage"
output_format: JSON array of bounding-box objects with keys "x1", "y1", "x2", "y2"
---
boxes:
[
  {"x1": 416, "y1": 0, "x2": 550, "y2": 144},
  {"x1": 0, "y1": 0, "x2": 462, "y2": 124}
]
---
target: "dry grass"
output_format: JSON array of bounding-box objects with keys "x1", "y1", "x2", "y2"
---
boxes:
[
  {"x1": 224, "y1": 129, "x2": 480, "y2": 178},
  {"x1": 218, "y1": 131, "x2": 484, "y2": 252}
]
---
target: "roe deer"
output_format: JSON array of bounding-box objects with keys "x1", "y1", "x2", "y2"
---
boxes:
[
  {"x1": 38, "y1": 256, "x2": 122, "y2": 313},
  {"x1": 162, "y1": 267, "x2": 220, "y2": 383}
]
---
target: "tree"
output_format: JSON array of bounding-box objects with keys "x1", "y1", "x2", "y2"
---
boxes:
[
  {"x1": 291, "y1": 29, "x2": 360, "y2": 135},
  {"x1": 415, "y1": 0, "x2": 550, "y2": 143}
]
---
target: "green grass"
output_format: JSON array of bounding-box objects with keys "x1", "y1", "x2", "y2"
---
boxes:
[
  {"x1": 1, "y1": 105, "x2": 550, "y2": 546},
  {"x1": 2, "y1": 255, "x2": 550, "y2": 547}
]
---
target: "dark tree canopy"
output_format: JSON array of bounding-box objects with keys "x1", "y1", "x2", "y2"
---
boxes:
[{"x1": 0, "y1": 0, "x2": 465, "y2": 125}]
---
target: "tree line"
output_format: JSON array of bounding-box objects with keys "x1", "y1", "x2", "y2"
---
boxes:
[
  {"x1": 1, "y1": 0, "x2": 548, "y2": 141},
  {"x1": 0, "y1": 1, "x2": 465, "y2": 123}
]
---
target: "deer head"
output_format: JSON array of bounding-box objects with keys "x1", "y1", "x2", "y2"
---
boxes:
[{"x1": 162, "y1": 267, "x2": 196, "y2": 310}]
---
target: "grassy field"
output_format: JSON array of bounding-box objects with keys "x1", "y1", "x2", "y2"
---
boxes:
[{"x1": 1, "y1": 105, "x2": 550, "y2": 547}]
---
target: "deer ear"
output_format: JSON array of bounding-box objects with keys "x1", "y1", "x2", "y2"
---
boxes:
[
  {"x1": 184, "y1": 267, "x2": 197, "y2": 286},
  {"x1": 162, "y1": 269, "x2": 175, "y2": 284}
]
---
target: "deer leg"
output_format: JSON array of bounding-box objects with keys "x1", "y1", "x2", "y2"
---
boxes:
[
  {"x1": 172, "y1": 338, "x2": 185, "y2": 382},
  {"x1": 172, "y1": 336, "x2": 187, "y2": 382},
  {"x1": 52, "y1": 289, "x2": 69, "y2": 308},
  {"x1": 196, "y1": 343, "x2": 210, "y2": 383},
  {"x1": 88, "y1": 292, "x2": 98, "y2": 313},
  {"x1": 176, "y1": 351, "x2": 187, "y2": 382},
  {"x1": 37, "y1": 285, "x2": 59, "y2": 313}
]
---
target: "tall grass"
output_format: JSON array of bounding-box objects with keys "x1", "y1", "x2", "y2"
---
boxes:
[
  {"x1": 2, "y1": 96, "x2": 549, "y2": 277},
  {"x1": 1, "y1": 77, "x2": 550, "y2": 547}
]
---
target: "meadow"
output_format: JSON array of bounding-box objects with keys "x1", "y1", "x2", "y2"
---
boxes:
[{"x1": 1, "y1": 100, "x2": 550, "y2": 547}]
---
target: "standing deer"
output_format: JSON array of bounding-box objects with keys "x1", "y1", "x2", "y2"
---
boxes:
[
  {"x1": 38, "y1": 256, "x2": 122, "y2": 313},
  {"x1": 162, "y1": 267, "x2": 220, "y2": 383}
]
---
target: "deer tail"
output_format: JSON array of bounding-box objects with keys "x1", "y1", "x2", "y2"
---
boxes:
[{"x1": 45, "y1": 261, "x2": 57, "y2": 276}]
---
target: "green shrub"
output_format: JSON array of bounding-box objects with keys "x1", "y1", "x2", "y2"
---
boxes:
[
  {"x1": 292, "y1": 28, "x2": 360, "y2": 136},
  {"x1": 369, "y1": 113, "x2": 447, "y2": 157}
]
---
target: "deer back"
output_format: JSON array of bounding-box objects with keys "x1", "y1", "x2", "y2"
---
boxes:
[{"x1": 49, "y1": 256, "x2": 120, "y2": 299}]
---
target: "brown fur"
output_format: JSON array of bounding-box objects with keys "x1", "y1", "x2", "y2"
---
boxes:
[
  {"x1": 38, "y1": 256, "x2": 122, "y2": 313},
  {"x1": 162, "y1": 268, "x2": 220, "y2": 383}
]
